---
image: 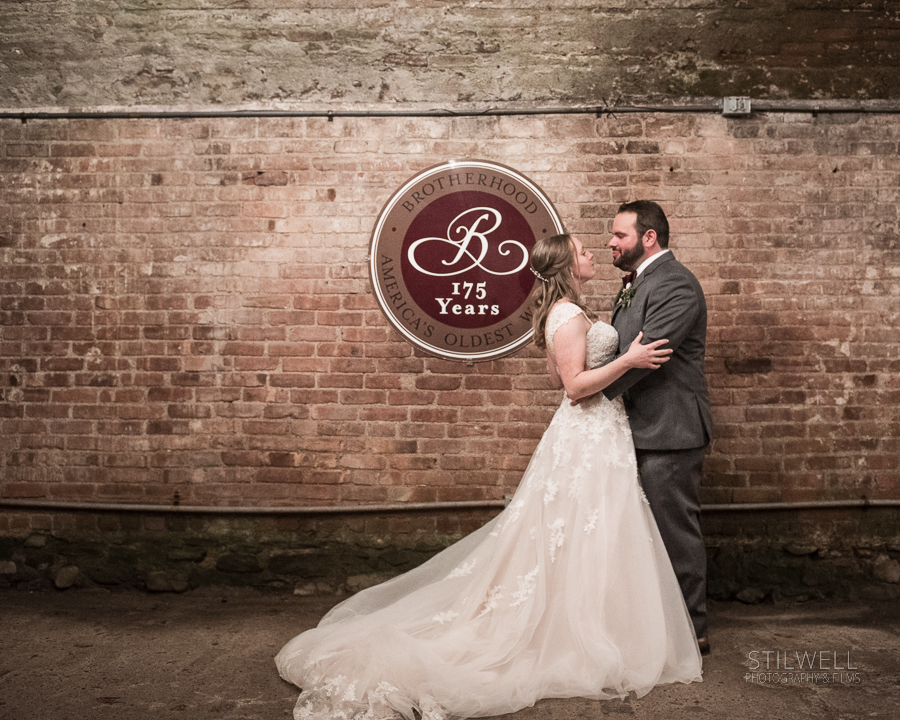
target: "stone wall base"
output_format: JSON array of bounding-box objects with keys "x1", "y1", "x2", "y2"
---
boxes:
[{"x1": 2, "y1": 508, "x2": 899, "y2": 602}]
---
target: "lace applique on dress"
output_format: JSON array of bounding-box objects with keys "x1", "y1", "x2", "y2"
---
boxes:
[
  {"x1": 552, "y1": 431, "x2": 572, "y2": 470},
  {"x1": 366, "y1": 682, "x2": 404, "y2": 719},
  {"x1": 567, "y1": 459, "x2": 591, "y2": 502},
  {"x1": 510, "y1": 566, "x2": 539, "y2": 607},
  {"x1": 419, "y1": 695, "x2": 448, "y2": 720},
  {"x1": 446, "y1": 559, "x2": 476, "y2": 579},
  {"x1": 548, "y1": 518, "x2": 565, "y2": 562},
  {"x1": 543, "y1": 478, "x2": 559, "y2": 505},
  {"x1": 476, "y1": 585, "x2": 504, "y2": 618}
]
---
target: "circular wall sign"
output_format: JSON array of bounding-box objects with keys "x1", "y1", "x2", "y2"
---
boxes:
[{"x1": 369, "y1": 160, "x2": 564, "y2": 362}]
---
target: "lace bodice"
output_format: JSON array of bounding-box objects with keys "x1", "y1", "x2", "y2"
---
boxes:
[{"x1": 546, "y1": 302, "x2": 619, "y2": 368}]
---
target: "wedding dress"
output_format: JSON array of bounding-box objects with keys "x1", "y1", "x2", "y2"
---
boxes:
[{"x1": 276, "y1": 302, "x2": 702, "y2": 719}]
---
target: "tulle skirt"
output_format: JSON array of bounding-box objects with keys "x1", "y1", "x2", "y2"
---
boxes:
[{"x1": 276, "y1": 393, "x2": 702, "y2": 719}]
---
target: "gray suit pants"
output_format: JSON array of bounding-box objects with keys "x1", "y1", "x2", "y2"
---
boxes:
[{"x1": 635, "y1": 447, "x2": 708, "y2": 639}]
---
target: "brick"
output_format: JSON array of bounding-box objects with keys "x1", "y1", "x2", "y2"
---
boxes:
[
  {"x1": 415, "y1": 376, "x2": 462, "y2": 391},
  {"x1": 3, "y1": 483, "x2": 46, "y2": 498},
  {"x1": 410, "y1": 407, "x2": 459, "y2": 424},
  {"x1": 167, "y1": 404, "x2": 212, "y2": 419},
  {"x1": 337, "y1": 389, "x2": 386, "y2": 406},
  {"x1": 318, "y1": 374, "x2": 364, "y2": 389},
  {"x1": 387, "y1": 390, "x2": 435, "y2": 406},
  {"x1": 222, "y1": 451, "x2": 264, "y2": 467},
  {"x1": 463, "y1": 375, "x2": 513, "y2": 391},
  {"x1": 147, "y1": 420, "x2": 191, "y2": 435},
  {"x1": 313, "y1": 405, "x2": 359, "y2": 422},
  {"x1": 270, "y1": 374, "x2": 315, "y2": 388}
]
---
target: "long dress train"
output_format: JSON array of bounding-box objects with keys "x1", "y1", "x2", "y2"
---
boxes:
[{"x1": 276, "y1": 302, "x2": 702, "y2": 719}]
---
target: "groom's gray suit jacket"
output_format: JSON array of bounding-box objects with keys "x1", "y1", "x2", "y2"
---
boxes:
[{"x1": 602, "y1": 252, "x2": 712, "y2": 450}]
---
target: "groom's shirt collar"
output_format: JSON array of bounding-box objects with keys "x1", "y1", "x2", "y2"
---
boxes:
[{"x1": 635, "y1": 249, "x2": 670, "y2": 278}]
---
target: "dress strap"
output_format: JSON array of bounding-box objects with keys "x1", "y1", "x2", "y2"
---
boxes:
[{"x1": 546, "y1": 302, "x2": 586, "y2": 355}]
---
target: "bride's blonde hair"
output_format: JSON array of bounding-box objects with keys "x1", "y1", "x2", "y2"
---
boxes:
[{"x1": 529, "y1": 234, "x2": 594, "y2": 351}]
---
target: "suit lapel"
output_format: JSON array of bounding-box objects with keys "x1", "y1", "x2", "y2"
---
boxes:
[{"x1": 640, "y1": 251, "x2": 675, "y2": 281}]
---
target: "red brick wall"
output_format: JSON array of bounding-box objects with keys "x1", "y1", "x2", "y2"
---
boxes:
[{"x1": 2, "y1": 112, "x2": 899, "y2": 516}]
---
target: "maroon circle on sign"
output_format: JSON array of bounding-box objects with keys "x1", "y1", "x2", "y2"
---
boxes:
[{"x1": 369, "y1": 161, "x2": 565, "y2": 362}]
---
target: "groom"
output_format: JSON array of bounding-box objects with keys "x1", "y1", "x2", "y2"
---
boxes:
[{"x1": 602, "y1": 200, "x2": 713, "y2": 654}]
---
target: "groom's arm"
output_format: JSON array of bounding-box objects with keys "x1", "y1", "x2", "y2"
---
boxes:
[{"x1": 602, "y1": 272, "x2": 700, "y2": 400}]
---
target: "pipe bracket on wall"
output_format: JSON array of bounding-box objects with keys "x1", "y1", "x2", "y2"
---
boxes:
[{"x1": 722, "y1": 97, "x2": 752, "y2": 117}]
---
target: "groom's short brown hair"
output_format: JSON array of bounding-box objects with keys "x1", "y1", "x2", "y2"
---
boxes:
[{"x1": 617, "y1": 200, "x2": 670, "y2": 249}]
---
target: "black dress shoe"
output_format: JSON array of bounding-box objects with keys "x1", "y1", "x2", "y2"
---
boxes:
[{"x1": 697, "y1": 636, "x2": 710, "y2": 656}]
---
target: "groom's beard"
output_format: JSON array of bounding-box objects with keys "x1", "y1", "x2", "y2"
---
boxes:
[{"x1": 613, "y1": 242, "x2": 644, "y2": 272}]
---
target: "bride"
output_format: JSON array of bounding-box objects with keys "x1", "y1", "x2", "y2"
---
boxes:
[{"x1": 276, "y1": 233, "x2": 703, "y2": 719}]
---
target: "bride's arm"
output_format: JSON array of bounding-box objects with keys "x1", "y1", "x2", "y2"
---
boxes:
[
  {"x1": 552, "y1": 320, "x2": 671, "y2": 402},
  {"x1": 546, "y1": 352, "x2": 563, "y2": 390}
]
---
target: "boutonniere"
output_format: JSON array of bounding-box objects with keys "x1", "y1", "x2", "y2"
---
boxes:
[{"x1": 615, "y1": 283, "x2": 636, "y2": 310}]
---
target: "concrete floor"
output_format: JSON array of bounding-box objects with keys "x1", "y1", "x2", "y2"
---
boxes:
[{"x1": 1, "y1": 588, "x2": 898, "y2": 720}]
